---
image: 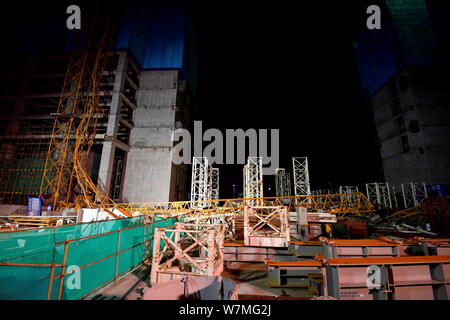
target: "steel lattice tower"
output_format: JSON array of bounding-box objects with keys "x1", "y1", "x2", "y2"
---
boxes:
[{"x1": 292, "y1": 157, "x2": 311, "y2": 202}]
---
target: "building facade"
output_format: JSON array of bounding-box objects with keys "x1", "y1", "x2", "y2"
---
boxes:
[{"x1": 355, "y1": 0, "x2": 450, "y2": 186}]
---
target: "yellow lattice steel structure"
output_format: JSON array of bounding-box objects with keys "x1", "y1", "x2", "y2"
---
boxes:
[
  {"x1": 38, "y1": 11, "x2": 116, "y2": 210},
  {"x1": 383, "y1": 196, "x2": 450, "y2": 222},
  {"x1": 102, "y1": 192, "x2": 375, "y2": 218}
]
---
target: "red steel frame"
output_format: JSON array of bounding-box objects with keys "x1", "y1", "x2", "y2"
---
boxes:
[
  {"x1": 326, "y1": 255, "x2": 450, "y2": 300},
  {"x1": 150, "y1": 222, "x2": 225, "y2": 285},
  {"x1": 244, "y1": 206, "x2": 290, "y2": 247}
]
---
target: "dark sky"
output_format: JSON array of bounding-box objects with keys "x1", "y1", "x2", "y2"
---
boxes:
[{"x1": 191, "y1": 1, "x2": 384, "y2": 197}]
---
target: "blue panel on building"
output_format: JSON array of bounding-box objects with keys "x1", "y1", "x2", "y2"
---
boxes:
[
  {"x1": 427, "y1": 184, "x2": 448, "y2": 197},
  {"x1": 354, "y1": 0, "x2": 445, "y2": 97},
  {"x1": 115, "y1": 0, "x2": 188, "y2": 70},
  {"x1": 27, "y1": 197, "x2": 42, "y2": 216}
]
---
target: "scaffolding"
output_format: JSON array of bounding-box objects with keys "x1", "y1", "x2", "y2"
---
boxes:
[
  {"x1": 243, "y1": 205, "x2": 290, "y2": 247},
  {"x1": 292, "y1": 157, "x2": 311, "y2": 203},
  {"x1": 275, "y1": 168, "x2": 285, "y2": 197},
  {"x1": 150, "y1": 222, "x2": 225, "y2": 285},
  {"x1": 339, "y1": 186, "x2": 359, "y2": 194},
  {"x1": 366, "y1": 182, "x2": 393, "y2": 208},
  {"x1": 210, "y1": 167, "x2": 219, "y2": 206},
  {"x1": 391, "y1": 184, "x2": 399, "y2": 208},
  {"x1": 190, "y1": 157, "x2": 212, "y2": 207},
  {"x1": 285, "y1": 173, "x2": 292, "y2": 197},
  {"x1": 36, "y1": 8, "x2": 120, "y2": 210},
  {"x1": 0, "y1": 125, "x2": 52, "y2": 204},
  {"x1": 339, "y1": 186, "x2": 359, "y2": 203},
  {"x1": 401, "y1": 182, "x2": 428, "y2": 208},
  {"x1": 275, "y1": 168, "x2": 291, "y2": 197},
  {"x1": 244, "y1": 157, "x2": 263, "y2": 205}
]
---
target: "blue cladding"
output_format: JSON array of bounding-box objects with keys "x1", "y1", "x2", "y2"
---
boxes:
[
  {"x1": 354, "y1": 13, "x2": 401, "y2": 98},
  {"x1": 116, "y1": 0, "x2": 188, "y2": 70},
  {"x1": 0, "y1": 1, "x2": 197, "y2": 95},
  {"x1": 355, "y1": 0, "x2": 444, "y2": 97},
  {"x1": 427, "y1": 184, "x2": 448, "y2": 197}
]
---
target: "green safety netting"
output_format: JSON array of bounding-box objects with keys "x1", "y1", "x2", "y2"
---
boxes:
[{"x1": 0, "y1": 215, "x2": 176, "y2": 300}]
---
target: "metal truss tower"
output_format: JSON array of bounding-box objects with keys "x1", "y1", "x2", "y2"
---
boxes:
[
  {"x1": 275, "y1": 168, "x2": 291, "y2": 197},
  {"x1": 401, "y1": 182, "x2": 428, "y2": 208},
  {"x1": 190, "y1": 157, "x2": 212, "y2": 207},
  {"x1": 292, "y1": 157, "x2": 311, "y2": 202},
  {"x1": 365, "y1": 182, "x2": 392, "y2": 208},
  {"x1": 244, "y1": 157, "x2": 263, "y2": 205},
  {"x1": 390, "y1": 184, "x2": 399, "y2": 208},
  {"x1": 285, "y1": 173, "x2": 292, "y2": 197},
  {"x1": 275, "y1": 168, "x2": 286, "y2": 197},
  {"x1": 339, "y1": 186, "x2": 359, "y2": 194},
  {"x1": 211, "y1": 167, "x2": 219, "y2": 205},
  {"x1": 38, "y1": 7, "x2": 118, "y2": 209},
  {"x1": 339, "y1": 185, "x2": 359, "y2": 202}
]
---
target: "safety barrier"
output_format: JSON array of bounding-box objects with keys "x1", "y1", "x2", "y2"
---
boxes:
[{"x1": 0, "y1": 215, "x2": 176, "y2": 299}]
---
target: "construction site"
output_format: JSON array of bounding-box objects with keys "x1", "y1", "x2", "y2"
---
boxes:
[{"x1": 1, "y1": 0, "x2": 450, "y2": 301}]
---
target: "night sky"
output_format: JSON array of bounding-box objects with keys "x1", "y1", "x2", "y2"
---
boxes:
[
  {"x1": 1, "y1": 1, "x2": 385, "y2": 198},
  {"x1": 192, "y1": 1, "x2": 384, "y2": 197}
]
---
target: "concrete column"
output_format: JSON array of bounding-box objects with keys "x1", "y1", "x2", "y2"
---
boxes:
[
  {"x1": 97, "y1": 52, "x2": 127, "y2": 195},
  {"x1": 97, "y1": 141, "x2": 116, "y2": 194}
]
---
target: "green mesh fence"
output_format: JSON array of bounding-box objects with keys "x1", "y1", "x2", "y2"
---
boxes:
[
  {"x1": 0, "y1": 159, "x2": 50, "y2": 194},
  {"x1": 0, "y1": 215, "x2": 176, "y2": 300}
]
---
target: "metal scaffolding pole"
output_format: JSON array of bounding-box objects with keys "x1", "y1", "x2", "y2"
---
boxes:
[
  {"x1": 275, "y1": 168, "x2": 286, "y2": 197},
  {"x1": 339, "y1": 185, "x2": 359, "y2": 202},
  {"x1": 339, "y1": 186, "x2": 359, "y2": 194},
  {"x1": 365, "y1": 182, "x2": 392, "y2": 208},
  {"x1": 401, "y1": 182, "x2": 427, "y2": 208},
  {"x1": 292, "y1": 157, "x2": 311, "y2": 203},
  {"x1": 244, "y1": 157, "x2": 263, "y2": 205},
  {"x1": 275, "y1": 168, "x2": 292, "y2": 197},
  {"x1": 243, "y1": 164, "x2": 247, "y2": 199},
  {"x1": 190, "y1": 157, "x2": 212, "y2": 207},
  {"x1": 391, "y1": 184, "x2": 399, "y2": 208},
  {"x1": 285, "y1": 172, "x2": 292, "y2": 197},
  {"x1": 379, "y1": 183, "x2": 392, "y2": 208}
]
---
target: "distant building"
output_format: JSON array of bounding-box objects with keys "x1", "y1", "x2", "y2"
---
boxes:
[
  {"x1": 0, "y1": 0, "x2": 197, "y2": 205},
  {"x1": 355, "y1": 0, "x2": 450, "y2": 185}
]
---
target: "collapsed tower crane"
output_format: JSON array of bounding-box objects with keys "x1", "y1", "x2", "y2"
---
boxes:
[
  {"x1": 292, "y1": 157, "x2": 311, "y2": 203},
  {"x1": 38, "y1": 6, "x2": 119, "y2": 210},
  {"x1": 244, "y1": 157, "x2": 263, "y2": 205}
]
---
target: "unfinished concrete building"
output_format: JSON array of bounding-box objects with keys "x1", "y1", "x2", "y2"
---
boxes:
[
  {"x1": 369, "y1": 66, "x2": 450, "y2": 185},
  {"x1": 0, "y1": 1, "x2": 197, "y2": 205}
]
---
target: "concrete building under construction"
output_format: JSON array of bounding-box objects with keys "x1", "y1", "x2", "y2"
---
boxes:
[{"x1": 355, "y1": 0, "x2": 450, "y2": 186}]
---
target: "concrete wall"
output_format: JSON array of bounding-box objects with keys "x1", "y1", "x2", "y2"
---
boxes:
[
  {"x1": 370, "y1": 66, "x2": 450, "y2": 185},
  {"x1": 122, "y1": 70, "x2": 179, "y2": 203}
]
